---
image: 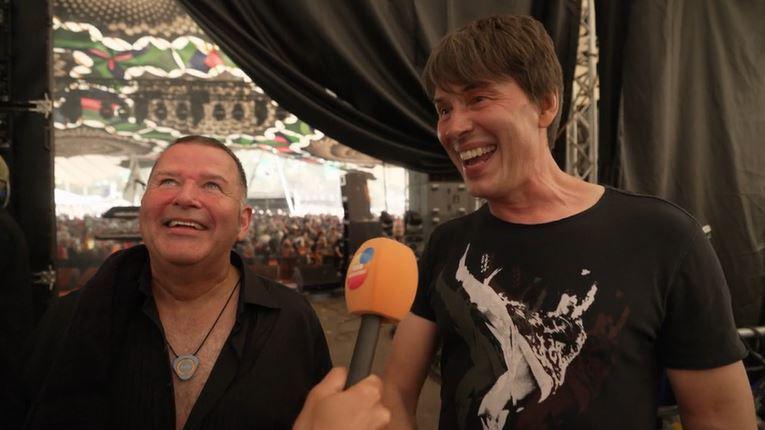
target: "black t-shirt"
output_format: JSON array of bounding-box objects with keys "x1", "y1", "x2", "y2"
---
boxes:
[{"x1": 412, "y1": 187, "x2": 746, "y2": 430}]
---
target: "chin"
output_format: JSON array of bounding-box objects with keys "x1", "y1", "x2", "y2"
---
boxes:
[
  {"x1": 167, "y1": 255, "x2": 206, "y2": 266},
  {"x1": 463, "y1": 179, "x2": 492, "y2": 200},
  {"x1": 150, "y1": 247, "x2": 210, "y2": 267}
]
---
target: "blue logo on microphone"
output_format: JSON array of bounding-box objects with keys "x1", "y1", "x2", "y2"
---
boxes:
[{"x1": 360, "y1": 247, "x2": 374, "y2": 264}]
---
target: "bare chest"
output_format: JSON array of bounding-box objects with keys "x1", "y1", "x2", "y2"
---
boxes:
[{"x1": 161, "y1": 301, "x2": 237, "y2": 430}]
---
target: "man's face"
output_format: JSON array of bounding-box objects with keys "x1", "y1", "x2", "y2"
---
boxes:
[
  {"x1": 139, "y1": 143, "x2": 252, "y2": 267},
  {"x1": 434, "y1": 78, "x2": 557, "y2": 201}
]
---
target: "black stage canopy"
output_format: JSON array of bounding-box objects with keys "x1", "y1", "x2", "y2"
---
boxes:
[{"x1": 177, "y1": 0, "x2": 581, "y2": 175}]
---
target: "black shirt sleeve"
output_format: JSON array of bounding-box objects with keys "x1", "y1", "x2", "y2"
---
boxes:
[
  {"x1": 410, "y1": 226, "x2": 445, "y2": 322},
  {"x1": 657, "y1": 225, "x2": 747, "y2": 369}
]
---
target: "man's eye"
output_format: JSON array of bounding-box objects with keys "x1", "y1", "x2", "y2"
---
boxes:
[
  {"x1": 203, "y1": 182, "x2": 222, "y2": 191},
  {"x1": 437, "y1": 106, "x2": 451, "y2": 116},
  {"x1": 158, "y1": 178, "x2": 177, "y2": 186},
  {"x1": 471, "y1": 96, "x2": 488, "y2": 104}
]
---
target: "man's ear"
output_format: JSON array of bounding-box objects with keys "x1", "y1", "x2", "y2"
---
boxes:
[
  {"x1": 237, "y1": 205, "x2": 253, "y2": 241},
  {"x1": 537, "y1": 91, "x2": 559, "y2": 129}
]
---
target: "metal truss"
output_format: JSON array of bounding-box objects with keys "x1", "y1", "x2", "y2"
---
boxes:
[{"x1": 565, "y1": 0, "x2": 599, "y2": 183}]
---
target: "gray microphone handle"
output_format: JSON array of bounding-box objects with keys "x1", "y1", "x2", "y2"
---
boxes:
[{"x1": 345, "y1": 314, "x2": 381, "y2": 388}]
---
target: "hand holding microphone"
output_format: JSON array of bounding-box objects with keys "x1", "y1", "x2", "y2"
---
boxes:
[
  {"x1": 293, "y1": 237, "x2": 417, "y2": 430},
  {"x1": 293, "y1": 368, "x2": 390, "y2": 430}
]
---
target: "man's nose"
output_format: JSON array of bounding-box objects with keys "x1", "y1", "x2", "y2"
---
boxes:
[
  {"x1": 442, "y1": 108, "x2": 474, "y2": 144},
  {"x1": 172, "y1": 181, "x2": 202, "y2": 207}
]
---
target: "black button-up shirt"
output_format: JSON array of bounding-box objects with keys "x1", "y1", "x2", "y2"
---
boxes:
[{"x1": 17, "y1": 246, "x2": 332, "y2": 430}]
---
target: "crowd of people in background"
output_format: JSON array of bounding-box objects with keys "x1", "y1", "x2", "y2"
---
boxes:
[
  {"x1": 237, "y1": 213, "x2": 345, "y2": 267},
  {"x1": 53, "y1": 211, "x2": 408, "y2": 293},
  {"x1": 55, "y1": 213, "x2": 348, "y2": 266},
  {"x1": 56, "y1": 215, "x2": 140, "y2": 268}
]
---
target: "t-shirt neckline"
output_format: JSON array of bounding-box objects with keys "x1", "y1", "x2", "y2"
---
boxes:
[{"x1": 481, "y1": 186, "x2": 611, "y2": 229}]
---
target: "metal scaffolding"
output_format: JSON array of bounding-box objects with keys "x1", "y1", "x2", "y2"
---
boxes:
[{"x1": 565, "y1": 0, "x2": 599, "y2": 183}]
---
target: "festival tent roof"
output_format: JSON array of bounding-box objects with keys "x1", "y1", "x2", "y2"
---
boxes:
[{"x1": 52, "y1": 0, "x2": 380, "y2": 168}]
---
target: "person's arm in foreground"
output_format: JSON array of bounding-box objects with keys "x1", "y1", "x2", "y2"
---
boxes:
[
  {"x1": 668, "y1": 361, "x2": 756, "y2": 430},
  {"x1": 382, "y1": 313, "x2": 439, "y2": 430},
  {"x1": 293, "y1": 367, "x2": 391, "y2": 430}
]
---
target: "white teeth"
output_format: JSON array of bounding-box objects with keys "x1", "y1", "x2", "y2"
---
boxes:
[
  {"x1": 459, "y1": 145, "x2": 496, "y2": 161},
  {"x1": 168, "y1": 220, "x2": 203, "y2": 230}
]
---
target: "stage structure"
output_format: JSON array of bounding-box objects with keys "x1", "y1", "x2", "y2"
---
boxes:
[
  {"x1": 565, "y1": 0, "x2": 599, "y2": 183},
  {"x1": 1, "y1": 0, "x2": 56, "y2": 320}
]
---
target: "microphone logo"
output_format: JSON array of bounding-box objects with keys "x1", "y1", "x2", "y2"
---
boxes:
[{"x1": 346, "y1": 247, "x2": 374, "y2": 290}]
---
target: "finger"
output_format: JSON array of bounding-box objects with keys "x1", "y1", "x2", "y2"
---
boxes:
[
  {"x1": 360, "y1": 374, "x2": 383, "y2": 390},
  {"x1": 294, "y1": 368, "x2": 349, "y2": 430},
  {"x1": 308, "y1": 367, "x2": 348, "y2": 402},
  {"x1": 367, "y1": 404, "x2": 392, "y2": 430},
  {"x1": 346, "y1": 374, "x2": 383, "y2": 402}
]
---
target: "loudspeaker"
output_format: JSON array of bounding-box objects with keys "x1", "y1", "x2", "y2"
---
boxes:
[
  {"x1": 347, "y1": 221, "x2": 383, "y2": 258},
  {"x1": 295, "y1": 265, "x2": 342, "y2": 291},
  {"x1": 341, "y1": 171, "x2": 374, "y2": 222}
]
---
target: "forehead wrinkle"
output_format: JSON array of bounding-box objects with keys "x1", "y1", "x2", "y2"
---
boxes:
[
  {"x1": 463, "y1": 81, "x2": 492, "y2": 92},
  {"x1": 434, "y1": 79, "x2": 493, "y2": 99}
]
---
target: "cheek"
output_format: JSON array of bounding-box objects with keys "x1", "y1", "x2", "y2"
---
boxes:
[
  {"x1": 139, "y1": 192, "x2": 172, "y2": 220},
  {"x1": 437, "y1": 134, "x2": 460, "y2": 163},
  {"x1": 436, "y1": 119, "x2": 453, "y2": 144},
  {"x1": 139, "y1": 203, "x2": 159, "y2": 230},
  {"x1": 140, "y1": 200, "x2": 163, "y2": 218}
]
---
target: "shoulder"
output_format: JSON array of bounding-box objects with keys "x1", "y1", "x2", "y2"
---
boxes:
[
  {"x1": 21, "y1": 290, "x2": 82, "y2": 387},
  {"x1": 79, "y1": 244, "x2": 148, "y2": 289},
  {"x1": 424, "y1": 207, "x2": 487, "y2": 255},
  {"x1": 264, "y1": 276, "x2": 312, "y2": 309},
  {"x1": 243, "y1": 270, "x2": 321, "y2": 325},
  {"x1": 429, "y1": 207, "x2": 486, "y2": 244},
  {"x1": 90, "y1": 244, "x2": 148, "y2": 275},
  {"x1": 35, "y1": 291, "x2": 82, "y2": 338},
  {"x1": 602, "y1": 187, "x2": 705, "y2": 243},
  {"x1": 32, "y1": 247, "x2": 149, "y2": 345}
]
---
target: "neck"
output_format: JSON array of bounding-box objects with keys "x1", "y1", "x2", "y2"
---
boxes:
[
  {"x1": 150, "y1": 256, "x2": 238, "y2": 308},
  {"x1": 487, "y1": 151, "x2": 603, "y2": 224}
]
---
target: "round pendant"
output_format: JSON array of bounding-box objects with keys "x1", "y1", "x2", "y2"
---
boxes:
[{"x1": 173, "y1": 354, "x2": 200, "y2": 381}]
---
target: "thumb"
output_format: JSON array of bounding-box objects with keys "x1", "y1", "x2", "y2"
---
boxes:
[
  {"x1": 293, "y1": 367, "x2": 349, "y2": 430},
  {"x1": 307, "y1": 367, "x2": 348, "y2": 402}
]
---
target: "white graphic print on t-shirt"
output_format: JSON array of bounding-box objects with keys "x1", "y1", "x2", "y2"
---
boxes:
[{"x1": 455, "y1": 245, "x2": 598, "y2": 429}]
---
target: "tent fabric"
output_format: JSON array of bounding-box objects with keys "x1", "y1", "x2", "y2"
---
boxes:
[
  {"x1": 594, "y1": 0, "x2": 630, "y2": 187},
  {"x1": 617, "y1": 0, "x2": 765, "y2": 325},
  {"x1": 177, "y1": 0, "x2": 581, "y2": 175}
]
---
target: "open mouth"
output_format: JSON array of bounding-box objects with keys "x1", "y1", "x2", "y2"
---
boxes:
[
  {"x1": 163, "y1": 219, "x2": 207, "y2": 230},
  {"x1": 459, "y1": 145, "x2": 496, "y2": 167}
]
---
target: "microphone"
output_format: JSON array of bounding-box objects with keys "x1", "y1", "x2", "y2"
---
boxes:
[{"x1": 344, "y1": 237, "x2": 418, "y2": 388}]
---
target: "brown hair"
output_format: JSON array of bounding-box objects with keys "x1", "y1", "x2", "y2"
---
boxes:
[
  {"x1": 150, "y1": 135, "x2": 248, "y2": 199},
  {"x1": 422, "y1": 15, "x2": 564, "y2": 145}
]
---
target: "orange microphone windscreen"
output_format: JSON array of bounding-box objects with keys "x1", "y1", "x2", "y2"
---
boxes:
[{"x1": 344, "y1": 237, "x2": 417, "y2": 322}]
